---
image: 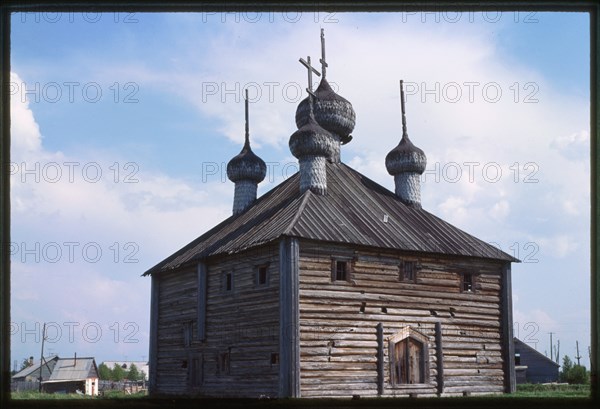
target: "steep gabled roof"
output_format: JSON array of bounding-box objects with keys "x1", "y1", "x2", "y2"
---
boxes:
[
  {"x1": 144, "y1": 162, "x2": 516, "y2": 276},
  {"x1": 11, "y1": 355, "x2": 59, "y2": 379},
  {"x1": 514, "y1": 338, "x2": 560, "y2": 368}
]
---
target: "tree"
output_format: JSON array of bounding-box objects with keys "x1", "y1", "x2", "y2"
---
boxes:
[
  {"x1": 98, "y1": 363, "x2": 112, "y2": 380},
  {"x1": 19, "y1": 357, "x2": 33, "y2": 371},
  {"x1": 127, "y1": 363, "x2": 140, "y2": 381},
  {"x1": 139, "y1": 370, "x2": 147, "y2": 382},
  {"x1": 111, "y1": 363, "x2": 126, "y2": 381},
  {"x1": 560, "y1": 355, "x2": 573, "y2": 382},
  {"x1": 561, "y1": 355, "x2": 589, "y2": 384}
]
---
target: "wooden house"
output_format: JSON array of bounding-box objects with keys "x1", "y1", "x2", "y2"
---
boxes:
[
  {"x1": 12, "y1": 356, "x2": 99, "y2": 395},
  {"x1": 513, "y1": 338, "x2": 559, "y2": 384},
  {"x1": 12, "y1": 355, "x2": 59, "y2": 384},
  {"x1": 40, "y1": 356, "x2": 99, "y2": 396},
  {"x1": 144, "y1": 31, "x2": 517, "y2": 398}
]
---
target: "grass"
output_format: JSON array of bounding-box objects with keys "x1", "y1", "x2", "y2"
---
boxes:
[
  {"x1": 9, "y1": 385, "x2": 592, "y2": 409},
  {"x1": 509, "y1": 383, "x2": 590, "y2": 398},
  {"x1": 11, "y1": 390, "x2": 147, "y2": 400}
]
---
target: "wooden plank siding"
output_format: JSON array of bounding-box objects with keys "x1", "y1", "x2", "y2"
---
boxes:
[
  {"x1": 154, "y1": 243, "x2": 280, "y2": 397},
  {"x1": 297, "y1": 240, "x2": 506, "y2": 398}
]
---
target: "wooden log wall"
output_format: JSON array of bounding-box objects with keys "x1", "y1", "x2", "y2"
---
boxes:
[
  {"x1": 155, "y1": 243, "x2": 280, "y2": 397},
  {"x1": 298, "y1": 240, "x2": 506, "y2": 398}
]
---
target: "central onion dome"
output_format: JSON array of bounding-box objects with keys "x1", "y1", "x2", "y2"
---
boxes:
[
  {"x1": 289, "y1": 114, "x2": 336, "y2": 160},
  {"x1": 294, "y1": 78, "x2": 356, "y2": 145},
  {"x1": 226, "y1": 139, "x2": 267, "y2": 183},
  {"x1": 385, "y1": 134, "x2": 427, "y2": 175}
]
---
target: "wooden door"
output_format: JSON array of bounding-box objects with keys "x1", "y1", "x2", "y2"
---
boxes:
[{"x1": 408, "y1": 338, "x2": 423, "y2": 383}]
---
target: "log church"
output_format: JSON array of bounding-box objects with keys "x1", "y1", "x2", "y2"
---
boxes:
[{"x1": 144, "y1": 30, "x2": 517, "y2": 398}]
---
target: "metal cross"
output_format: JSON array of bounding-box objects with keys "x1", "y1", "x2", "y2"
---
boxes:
[
  {"x1": 319, "y1": 28, "x2": 328, "y2": 79},
  {"x1": 400, "y1": 79, "x2": 408, "y2": 138},
  {"x1": 299, "y1": 55, "x2": 321, "y2": 98}
]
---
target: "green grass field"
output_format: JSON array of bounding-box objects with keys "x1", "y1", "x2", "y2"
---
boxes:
[
  {"x1": 10, "y1": 384, "x2": 591, "y2": 409},
  {"x1": 509, "y1": 383, "x2": 590, "y2": 398},
  {"x1": 11, "y1": 390, "x2": 147, "y2": 400}
]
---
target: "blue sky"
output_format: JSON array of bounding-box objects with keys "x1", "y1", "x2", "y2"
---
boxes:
[{"x1": 9, "y1": 11, "x2": 590, "y2": 370}]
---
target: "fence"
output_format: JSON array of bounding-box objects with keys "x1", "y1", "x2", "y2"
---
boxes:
[
  {"x1": 98, "y1": 379, "x2": 146, "y2": 395},
  {"x1": 11, "y1": 380, "x2": 39, "y2": 392}
]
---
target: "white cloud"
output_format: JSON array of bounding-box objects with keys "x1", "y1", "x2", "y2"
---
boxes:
[
  {"x1": 9, "y1": 69, "x2": 234, "y2": 362},
  {"x1": 536, "y1": 235, "x2": 579, "y2": 259}
]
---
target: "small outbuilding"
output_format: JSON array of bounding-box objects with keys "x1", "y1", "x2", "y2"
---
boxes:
[
  {"x1": 41, "y1": 357, "x2": 99, "y2": 395},
  {"x1": 513, "y1": 338, "x2": 559, "y2": 384}
]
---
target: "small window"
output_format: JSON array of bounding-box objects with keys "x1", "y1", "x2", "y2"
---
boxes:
[
  {"x1": 399, "y1": 260, "x2": 417, "y2": 282},
  {"x1": 224, "y1": 272, "x2": 233, "y2": 292},
  {"x1": 218, "y1": 351, "x2": 230, "y2": 375},
  {"x1": 331, "y1": 259, "x2": 352, "y2": 282},
  {"x1": 336, "y1": 261, "x2": 347, "y2": 281},
  {"x1": 462, "y1": 273, "x2": 474, "y2": 292},
  {"x1": 270, "y1": 353, "x2": 279, "y2": 365},
  {"x1": 256, "y1": 264, "x2": 269, "y2": 287},
  {"x1": 183, "y1": 321, "x2": 192, "y2": 347},
  {"x1": 189, "y1": 355, "x2": 203, "y2": 387},
  {"x1": 515, "y1": 352, "x2": 521, "y2": 366}
]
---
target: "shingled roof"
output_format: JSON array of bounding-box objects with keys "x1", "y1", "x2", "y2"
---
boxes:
[{"x1": 144, "y1": 162, "x2": 515, "y2": 276}]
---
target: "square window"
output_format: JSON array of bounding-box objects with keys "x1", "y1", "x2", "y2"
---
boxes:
[
  {"x1": 400, "y1": 260, "x2": 417, "y2": 282},
  {"x1": 336, "y1": 261, "x2": 347, "y2": 281}
]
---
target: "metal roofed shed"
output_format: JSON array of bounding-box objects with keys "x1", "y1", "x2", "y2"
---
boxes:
[{"x1": 41, "y1": 357, "x2": 99, "y2": 396}]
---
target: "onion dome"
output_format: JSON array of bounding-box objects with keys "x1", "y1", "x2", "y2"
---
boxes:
[
  {"x1": 385, "y1": 134, "x2": 427, "y2": 175},
  {"x1": 295, "y1": 78, "x2": 355, "y2": 144},
  {"x1": 386, "y1": 79, "x2": 427, "y2": 176},
  {"x1": 227, "y1": 90, "x2": 267, "y2": 184},
  {"x1": 226, "y1": 138, "x2": 267, "y2": 183},
  {"x1": 289, "y1": 114, "x2": 336, "y2": 159}
]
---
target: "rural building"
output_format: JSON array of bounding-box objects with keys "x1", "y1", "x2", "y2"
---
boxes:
[
  {"x1": 12, "y1": 355, "x2": 99, "y2": 395},
  {"x1": 12, "y1": 355, "x2": 59, "y2": 383},
  {"x1": 514, "y1": 338, "x2": 559, "y2": 384},
  {"x1": 40, "y1": 356, "x2": 99, "y2": 396},
  {"x1": 144, "y1": 31, "x2": 517, "y2": 398}
]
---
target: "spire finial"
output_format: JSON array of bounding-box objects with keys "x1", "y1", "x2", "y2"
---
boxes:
[
  {"x1": 244, "y1": 89, "x2": 250, "y2": 147},
  {"x1": 400, "y1": 79, "x2": 408, "y2": 139},
  {"x1": 320, "y1": 28, "x2": 328, "y2": 79},
  {"x1": 299, "y1": 55, "x2": 321, "y2": 116}
]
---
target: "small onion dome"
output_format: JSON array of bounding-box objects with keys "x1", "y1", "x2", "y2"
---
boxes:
[
  {"x1": 385, "y1": 135, "x2": 427, "y2": 175},
  {"x1": 226, "y1": 141, "x2": 267, "y2": 183},
  {"x1": 295, "y1": 79, "x2": 355, "y2": 144},
  {"x1": 289, "y1": 115, "x2": 336, "y2": 159}
]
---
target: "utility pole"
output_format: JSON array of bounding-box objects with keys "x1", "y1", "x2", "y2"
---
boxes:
[
  {"x1": 575, "y1": 341, "x2": 582, "y2": 366},
  {"x1": 555, "y1": 340, "x2": 560, "y2": 364},
  {"x1": 549, "y1": 332, "x2": 554, "y2": 361},
  {"x1": 38, "y1": 323, "x2": 46, "y2": 393}
]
